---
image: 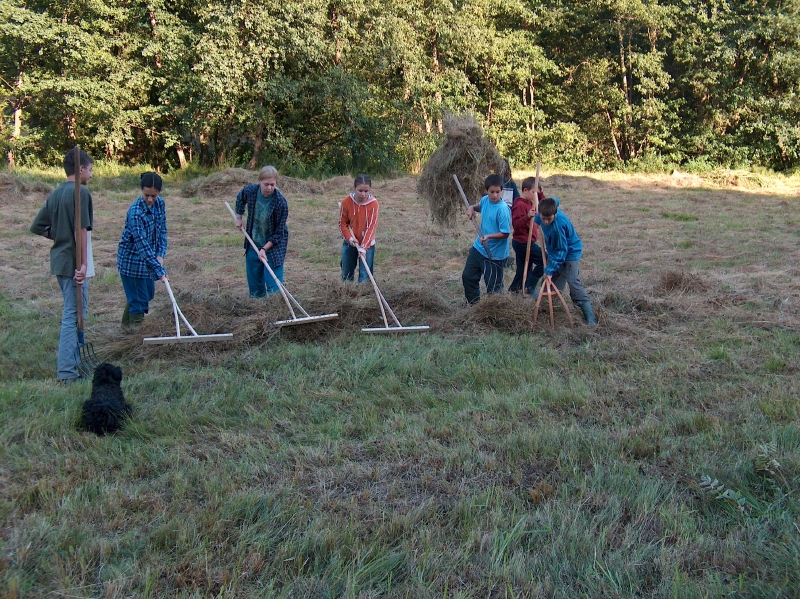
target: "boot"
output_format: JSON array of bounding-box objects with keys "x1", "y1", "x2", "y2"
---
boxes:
[
  {"x1": 121, "y1": 303, "x2": 131, "y2": 326},
  {"x1": 576, "y1": 300, "x2": 597, "y2": 326}
]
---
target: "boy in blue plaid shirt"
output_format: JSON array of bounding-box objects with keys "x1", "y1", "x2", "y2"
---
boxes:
[
  {"x1": 117, "y1": 172, "x2": 168, "y2": 327},
  {"x1": 233, "y1": 165, "x2": 289, "y2": 297}
]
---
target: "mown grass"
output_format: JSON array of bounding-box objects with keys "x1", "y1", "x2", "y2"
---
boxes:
[{"x1": 1, "y1": 169, "x2": 799, "y2": 598}]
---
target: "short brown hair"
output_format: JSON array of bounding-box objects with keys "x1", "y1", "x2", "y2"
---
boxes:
[
  {"x1": 521, "y1": 177, "x2": 537, "y2": 192},
  {"x1": 538, "y1": 198, "x2": 558, "y2": 217},
  {"x1": 63, "y1": 148, "x2": 94, "y2": 177}
]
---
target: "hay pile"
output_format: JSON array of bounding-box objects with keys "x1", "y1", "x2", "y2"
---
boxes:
[
  {"x1": 0, "y1": 173, "x2": 52, "y2": 202},
  {"x1": 183, "y1": 168, "x2": 329, "y2": 198},
  {"x1": 417, "y1": 113, "x2": 504, "y2": 227},
  {"x1": 184, "y1": 168, "x2": 256, "y2": 197}
]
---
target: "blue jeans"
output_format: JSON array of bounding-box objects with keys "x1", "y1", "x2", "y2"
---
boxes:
[
  {"x1": 57, "y1": 275, "x2": 89, "y2": 381},
  {"x1": 341, "y1": 242, "x2": 375, "y2": 283},
  {"x1": 120, "y1": 274, "x2": 155, "y2": 315},
  {"x1": 245, "y1": 246, "x2": 283, "y2": 297}
]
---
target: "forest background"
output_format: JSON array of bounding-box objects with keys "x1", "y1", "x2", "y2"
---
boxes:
[{"x1": 2, "y1": 0, "x2": 800, "y2": 176}]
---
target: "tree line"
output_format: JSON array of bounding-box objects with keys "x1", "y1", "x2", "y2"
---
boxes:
[{"x1": 2, "y1": 0, "x2": 799, "y2": 174}]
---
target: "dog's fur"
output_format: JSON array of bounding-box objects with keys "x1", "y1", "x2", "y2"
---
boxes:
[{"x1": 82, "y1": 363, "x2": 131, "y2": 435}]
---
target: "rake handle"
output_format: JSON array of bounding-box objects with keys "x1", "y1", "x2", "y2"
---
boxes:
[
  {"x1": 452, "y1": 174, "x2": 494, "y2": 260},
  {"x1": 359, "y1": 252, "x2": 402, "y2": 328}
]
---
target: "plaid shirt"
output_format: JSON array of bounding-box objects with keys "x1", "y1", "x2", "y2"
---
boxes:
[
  {"x1": 117, "y1": 196, "x2": 168, "y2": 279},
  {"x1": 235, "y1": 184, "x2": 289, "y2": 267}
]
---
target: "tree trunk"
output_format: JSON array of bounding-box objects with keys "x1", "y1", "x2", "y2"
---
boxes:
[
  {"x1": 176, "y1": 146, "x2": 187, "y2": 169},
  {"x1": 7, "y1": 72, "x2": 23, "y2": 167},
  {"x1": 247, "y1": 130, "x2": 263, "y2": 170}
]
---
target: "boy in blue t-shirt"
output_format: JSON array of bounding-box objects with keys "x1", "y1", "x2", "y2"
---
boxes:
[
  {"x1": 462, "y1": 174, "x2": 512, "y2": 304},
  {"x1": 534, "y1": 197, "x2": 597, "y2": 325}
]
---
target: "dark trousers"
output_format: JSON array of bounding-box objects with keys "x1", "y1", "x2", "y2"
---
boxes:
[
  {"x1": 462, "y1": 246, "x2": 505, "y2": 304},
  {"x1": 551, "y1": 260, "x2": 590, "y2": 303},
  {"x1": 508, "y1": 239, "x2": 544, "y2": 294}
]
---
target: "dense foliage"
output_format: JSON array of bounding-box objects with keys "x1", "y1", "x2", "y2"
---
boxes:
[{"x1": 2, "y1": 0, "x2": 800, "y2": 173}]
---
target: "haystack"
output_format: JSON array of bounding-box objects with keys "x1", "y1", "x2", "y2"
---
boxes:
[
  {"x1": 417, "y1": 113, "x2": 505, "y2": 227},
  {"x1": 184, "y1": 168, "x2": 256, "y2": 197},
  {"x1": 0, "y1": 173, "x2": 52, "y2": 203}
]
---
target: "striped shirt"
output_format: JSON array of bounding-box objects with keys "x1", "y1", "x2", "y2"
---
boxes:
[
  {"x1": 235, "y1": 184, "x2": 289, "y2": 267},
  {"x1": 117, "y1": 196, "x2": 168, "y2": 279}
]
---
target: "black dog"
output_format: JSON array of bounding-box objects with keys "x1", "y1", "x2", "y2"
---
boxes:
[{"x1": 81, "y1": 363, "x2": 131, "y2": 435}]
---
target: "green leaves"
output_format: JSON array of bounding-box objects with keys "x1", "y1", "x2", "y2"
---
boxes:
[{"x1": 2, "y1": 0, "x2": 800, "y2": 171}]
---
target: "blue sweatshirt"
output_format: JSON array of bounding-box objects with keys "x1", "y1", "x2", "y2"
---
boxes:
[{"x1": 533, "y1": 198, "x2": 582, "y2": 276}]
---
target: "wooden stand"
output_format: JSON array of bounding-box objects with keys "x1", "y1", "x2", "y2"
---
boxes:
[
  {"x1": 359, "y1": 254, "x2": 429, "y2": 333},
  {"x1": 225, "y1": 201, "x2": 337, "y2": 327},
  {"x1": 143, "y1": 279, "x2": 233, "y2": 345},
  {"x1": 533, "y1": 226, "x2": 575, "y2": 328}
]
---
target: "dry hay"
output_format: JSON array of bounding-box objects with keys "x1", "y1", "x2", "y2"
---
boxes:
[
  {"x1": 184, "y1": 168, "x2": 257, "y2": 197},
  {"x1": 602, "y1": 292, "x2": 665, "y2": 315},
  {"x1": 454, "y1": 294, "x2": 537, "y2": 334},
  {"x1": 0, "y1": 172, "x2": 52, "y2": 202},
  {"x1": 101, "y1": 282, "x2": 450, "y2": 360},
  {"x1": 279, "y1": 176, "x2": 323, "y2": 196},
  {"x1": 320, "y1": 175, "x2": 355, "y2": 195},
  {"x1": 669, "y1": 170, "x2": 704, "y2": 188},
  {"x1": 416, "y1": 113, "x2": 505, "y2": 227},
  {"x1": 656, "y1": 269, "x2": 712, "y2": 294}
]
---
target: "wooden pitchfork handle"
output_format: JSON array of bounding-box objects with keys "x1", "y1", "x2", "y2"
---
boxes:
[
  {"x1": 522, "y1": 162, "x2": 541, "y2": 293},
  {"x1": 452, "y1": 174, "x2": 494, "y2": 260},
  {"x1": 73, "y1": 145, "x2": 84, "y2": 337}
]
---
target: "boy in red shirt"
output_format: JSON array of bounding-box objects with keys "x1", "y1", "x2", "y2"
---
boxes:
[{"x1": 508, "y1": 177, "x2": 545, "y2": 296}]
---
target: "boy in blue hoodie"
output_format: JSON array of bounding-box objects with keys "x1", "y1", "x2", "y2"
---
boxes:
[{"x1": 534, "y1": 197, "x2": 597, "y2": 326}]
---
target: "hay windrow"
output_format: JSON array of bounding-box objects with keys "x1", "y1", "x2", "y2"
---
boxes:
[
  {"x1": 0, "y1": 173, "x2": 52, "y2": 203},
  {"x1": 454, "y1": 294, "x2": 538, "y2": 333},
  {"x1": 184, "y1": 168, "x2": 325, "y2": 198},
  {"x1": 657, "y1": 269, "x2": 712, "y2": 293},
  {"x1": 417, "y1": 113, "x2": 505, "y2": 227}
]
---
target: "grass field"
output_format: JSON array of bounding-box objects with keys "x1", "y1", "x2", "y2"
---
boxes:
[{"x1": 1, "y1": 167, "x2": 799, "y2": 598}]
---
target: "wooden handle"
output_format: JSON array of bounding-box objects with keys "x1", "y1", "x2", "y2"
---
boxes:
[
  {"x1": 73, "y1": 145, "x2": 83, "y2": 334},
  {"x1": 452, "y1": 174, "x2": 494, "y2": 260},
  {"x1": 522, "y1": 162, "x2": 541, "y2": 292}
]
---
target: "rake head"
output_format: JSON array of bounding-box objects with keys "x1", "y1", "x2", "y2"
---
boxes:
[{"x1": 75, "y1": 341, "x2": 100, "y2": 379}]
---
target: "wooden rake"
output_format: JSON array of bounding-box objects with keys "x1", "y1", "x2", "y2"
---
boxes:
[
  {"x1": 143, "y1": 279, "x2": 233, "y2": 345},
  {"x1": 533, "y1": 229, "x2": 575, "y2": 329},
  {"x1": 224, "y1": 201, "x2": 337, "y2": 327},
  {"x1": 358, "y1": 254, "x2": 429, "y2": 333}
]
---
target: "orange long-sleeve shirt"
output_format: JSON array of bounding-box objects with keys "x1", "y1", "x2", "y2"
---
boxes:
[{"x1": 339, "y1": 194, "x2": 379, "y2": 248}]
